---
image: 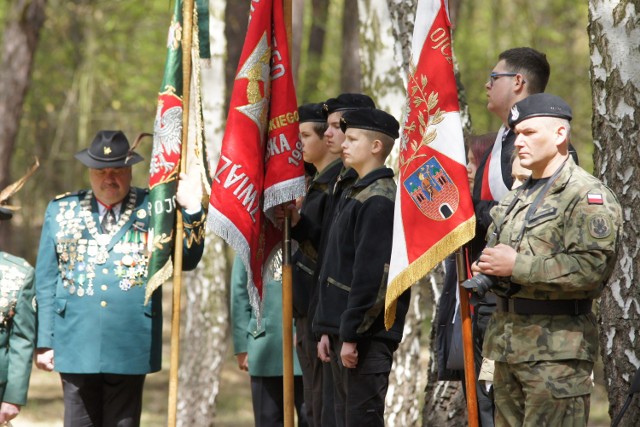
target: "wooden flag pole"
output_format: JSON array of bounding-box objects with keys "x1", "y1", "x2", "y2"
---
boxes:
[
  {"x1": 281, "y1": 2, "x2": 295, "y2": 427},
  {"x1": 282, "y1": 210, "x2": 295, "y2": 427},
  {"x1": 168, "y1": 0, "x2": 194, "y2": 425},
  {"x1": 456, "y1": 247, "x2": 479, "y2": 427}
]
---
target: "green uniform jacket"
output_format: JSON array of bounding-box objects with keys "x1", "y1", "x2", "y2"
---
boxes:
[
  {"x1": 0, "y1": 252, "x2": 35, "y2": 406},
  {"x1": 483, "y1": 158, "x2": 622, "y2": 364},
  {"x1": 230, "y1": 257, "x2": 302, "y2": 377},
  {"x1": 35, "y1": 188, "x2": 204, "y2": 374}
]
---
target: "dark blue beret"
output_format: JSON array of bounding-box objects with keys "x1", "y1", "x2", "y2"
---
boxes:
[
  {"x1": 508, "y1": 93, "x2": 573, "y2": 128},
  {"x1": 340, "y1": 108, "x2": 400, "y2": 140},
  {"x1": 322, "y1": 93, "x2": 376, "y2": 117},
  {"x1": 298, "y1": 103, "x2": 326, "y2": 123}
]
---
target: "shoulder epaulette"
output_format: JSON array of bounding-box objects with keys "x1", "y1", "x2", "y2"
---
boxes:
[
  {"x1": 1, "y1": 251, "x2": 33, "y2": 270},
  {"x1": 54, "y1": 190, "x2": 86, "y2": 201}
]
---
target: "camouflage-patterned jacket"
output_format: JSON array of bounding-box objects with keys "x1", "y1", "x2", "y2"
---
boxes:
[{"x1": 483, "y1": 157, "x2": 622, "y2": 363}]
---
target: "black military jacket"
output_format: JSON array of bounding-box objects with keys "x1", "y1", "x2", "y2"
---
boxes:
[
  {"x1": 314, "y1": 167, "x2": 409, "y2": 343},
  {"x1": 291, "y1": 159, "x2": 342, "y2": 318}
]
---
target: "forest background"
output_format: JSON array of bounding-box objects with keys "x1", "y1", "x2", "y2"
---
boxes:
[{"x1": 0, "y1": 0, "x2": 636, "y2": 426}]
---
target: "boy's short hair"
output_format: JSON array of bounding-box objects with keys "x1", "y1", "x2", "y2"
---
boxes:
[
  {"x1": 310, "y1": 121, "x2": 328, "y2": 138},
  {"x1": 365, "y1": 130, "x2": 395, "y2": 159}
]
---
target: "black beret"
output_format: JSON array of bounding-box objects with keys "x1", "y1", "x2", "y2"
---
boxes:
[
  {"x1": 322, "y1": 93, "x2": 376, "y2": 117},
  {"x1": 340, "y1": 108, "x2": 400, "y2": 140},
  {"x1": 298, "y1": 103, "x2": 326, "y2": 123},
  {"x1": 508, "y1": 93, "x2": 573, "y2": 128}
]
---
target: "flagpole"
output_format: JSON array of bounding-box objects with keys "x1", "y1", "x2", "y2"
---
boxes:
[
  {"x1": 456, "y1": 247, "x2": 479, "y2": 427},
  {"x1": 167, "y1": 0, "x2": 194, "y2": 425},
  {"x1": 281, "y1": 2, "x2": 295, "y2": 427}
]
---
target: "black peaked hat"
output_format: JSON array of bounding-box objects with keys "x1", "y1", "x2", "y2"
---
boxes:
[
  {"x1": 322, "y1": 93, "x2": 376, "y2": 117},
  {"x1": 75, "y1": 130, "x2": 144, "y2": 169},
  {"x1": 508, "y1": 93, "x2": 573, "y2": 128},
  {"x1": 298, "y1": 103, "x2": 326, "y2": 123},
  {"x1": 340, "y1": 108, "x2": 400, "y2": 140},
  {"x1": 0, "y1": 206, "x2": 12, "y2": 221}
]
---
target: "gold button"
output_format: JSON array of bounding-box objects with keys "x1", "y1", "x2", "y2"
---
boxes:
[
  {"x1": 101, "y1": 301, "x2": 107, "y2": 307},
  {"x1": 101, "y1": 285, "x2": 108, "y2": 291},
  {"x1": 102, "y1": 268, "x2": 109, "y2": 274}
]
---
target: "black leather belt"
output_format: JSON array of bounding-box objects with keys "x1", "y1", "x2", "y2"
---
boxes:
[{"x1": 496, "y1": 296, "x2": 592, "y2": 315}]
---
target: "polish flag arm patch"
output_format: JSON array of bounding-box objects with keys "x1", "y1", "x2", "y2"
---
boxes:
[{"x1": 587, "y1": 193, "x2": 604, "y2": 205}]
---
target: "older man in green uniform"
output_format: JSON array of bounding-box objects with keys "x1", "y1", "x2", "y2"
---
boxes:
[
  {"x1": 471, "y1": 94, "x2": 622, "y2": 426},
  {"x1": 34, "y1": 130, "x2": 205, "y2": 426},
  {"x1": 0, "y1": 206, "x2": 36, "y2": 425},
  {"x1": 230, "y1": 255, "x2": 307, "y2": 427}
]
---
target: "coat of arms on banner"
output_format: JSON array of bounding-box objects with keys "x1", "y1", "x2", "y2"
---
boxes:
[{"x1": 403, "y1": 156, "x2": 460, "y2": 220}]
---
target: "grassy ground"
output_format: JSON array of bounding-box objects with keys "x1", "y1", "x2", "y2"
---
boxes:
[
  {"x1": 18, "y1": 344, "x2": 255, "y2": 427},
  {"x1": 16, "y1": 347, "x2": 613, "y2": 427}
]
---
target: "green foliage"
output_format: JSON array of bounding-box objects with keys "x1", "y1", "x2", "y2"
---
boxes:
[
  {"x1": 11, "y1": 0, "x2": 172, "y2": 260},
  {"x1": 453, "y1": 0, "x2": 593, "y2": 171},
  {"x1": 296, "y1": 0, "x2": 343, "y2": 103}
]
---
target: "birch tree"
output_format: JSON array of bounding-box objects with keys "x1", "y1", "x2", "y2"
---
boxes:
[
  {"x1": 177, "y1": 1, "x2": 229, "y2": 424},
  {"x1": 357, "y1": 1, "x2": 425, "y2": 425},
  {"x1": 589, "y1": 1, "x2": 640, "y2": 425}
]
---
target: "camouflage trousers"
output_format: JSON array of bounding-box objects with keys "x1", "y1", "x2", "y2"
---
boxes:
[{"x1": 493, "y1": 359, "x2": 593, "y2": 427}]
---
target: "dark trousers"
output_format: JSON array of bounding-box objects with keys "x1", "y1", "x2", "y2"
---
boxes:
[
  {"x1": 250, "y1": 375, "x2": 307, "y2": 427},
  {"x1": 61, "y1": 373, "x2": 145, "y2": 427},
  {"x1": 295, "y1": 318, "x2": 337, "y2": 427},
  {"x1": 472, "y1": 303, "x2": 496, "y2": 427},
  {"x1": 329, "y1": 335, "x2": 396, "y2": 427}
]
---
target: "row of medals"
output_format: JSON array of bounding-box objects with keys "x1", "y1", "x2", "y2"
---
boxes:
[
  {"x1": 55, "y1": 190, "x2": 147, "y2": 297},
  {"x1": 0, "y1": 264, "x2": 26, "y2": 327}
]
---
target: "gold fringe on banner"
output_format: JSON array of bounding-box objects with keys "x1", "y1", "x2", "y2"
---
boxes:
[{"x1": 384, "y1": 216, "x2": 476, "y2": 329}]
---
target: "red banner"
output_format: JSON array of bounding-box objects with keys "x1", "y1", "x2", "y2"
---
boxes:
[
  {"x1": 208, "y1": 0, "x2": 304, "y2": 314},
  {"x1": 385, "y1": 0, "x2": 475, "y2": 328}
]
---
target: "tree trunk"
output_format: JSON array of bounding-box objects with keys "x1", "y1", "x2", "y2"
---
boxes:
[
  {"x1": 177, "y1": 237, "x2": 229, "y2": 426},
  {"x1": 177, "y1": 1, "x2": 229, "y2": 424},
  {"x1": 421, "y1": 267, "x2": 467, "y2": 426},
  {"x1": 588, "y1": 2, "x2": 640, "y2": 425},
  {"x1": 224, "y1": 0, "x2": 250, "y2": 110},
  {"x1": 299, "y1": 0, "x2": 329, "y2": 97},
  {"x1": 340, "y1": 0, "x2": 361, "y2": 92},
  {"x1": 291, "y1": 0, "x2": 305, "y2": 85},
  {"x1": 0, "y1": 0, "x2": 47, "y2": 248},
  {"x1": 385, "y1": 277, "x2": 430, "y2": 426},
  {"x1": 357, "y1": 0, "x2": 405, "y2": 120}
]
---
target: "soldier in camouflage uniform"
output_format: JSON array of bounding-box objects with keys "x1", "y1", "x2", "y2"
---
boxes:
[{"x1": 471, "y1": 93, "x2": 622, "y2": 426}]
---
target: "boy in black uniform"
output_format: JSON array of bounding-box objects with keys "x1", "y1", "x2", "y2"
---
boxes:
[
  {"x1": 289, "y1": 102, "x2": 341, "y2": 427},
  {"x1": 287, "y1": 95, "x2": 375, "y2": 426},
  {"x1": 314, "y1": 108, "x2": 410, "y2": 426},
  {"x1": 314, "y1": 93, "x2": 375, "y2": 358}
]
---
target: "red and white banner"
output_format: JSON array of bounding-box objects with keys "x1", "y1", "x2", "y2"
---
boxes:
[
  {"x1": 385, "y1": 0, "x2": 475, "y2": 328},
  {"x1": 207, "y1": 0, "x2": 304, "y2": 315}
]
